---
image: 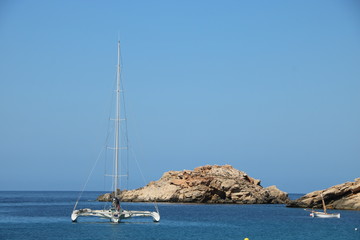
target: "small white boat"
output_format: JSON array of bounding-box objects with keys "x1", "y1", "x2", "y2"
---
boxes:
[
  {"x1": 309, "y1": 211, "x2": 340, "y2": 218},
  {"x1": 71, "y1": 41, "x2": 160, "y2": 223},
  {"x1": 305, "y1": 193, "x2": 340, "y2": 218}
]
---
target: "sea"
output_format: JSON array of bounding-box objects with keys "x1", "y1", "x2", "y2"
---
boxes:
[{"x1": 0, "y1": 191, "x2": 359, "y2": 240}]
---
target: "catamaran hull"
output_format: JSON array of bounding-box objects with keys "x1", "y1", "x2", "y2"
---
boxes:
[{"x1": 71, "y1": 209, "x2": 160, "y2": 223}]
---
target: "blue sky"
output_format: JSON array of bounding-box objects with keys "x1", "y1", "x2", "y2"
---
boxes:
[{"x1": 0, "y1": 0, "x2": 359, "y2": 193}]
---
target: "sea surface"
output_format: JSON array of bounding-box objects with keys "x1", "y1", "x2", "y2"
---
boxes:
[{"x1": 0, "y1": 191, "x2": 359, "y2": 240}]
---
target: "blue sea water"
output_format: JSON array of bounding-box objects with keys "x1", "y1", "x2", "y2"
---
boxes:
[{"x1": 0, "y1": 192, "x2": 359, "y2": 240}]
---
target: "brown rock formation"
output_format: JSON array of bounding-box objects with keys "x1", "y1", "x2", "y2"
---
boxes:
[
  {"x1": 98, "y1": 165, "x2": 289, "y2": 204},
  {"x1": 287, "y1": 178, "x2": 360, "y2": 210}
]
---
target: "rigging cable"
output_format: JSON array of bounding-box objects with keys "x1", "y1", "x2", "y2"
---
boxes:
[
  {"x1": 74, "y1": 73, "x2": 116, "y2": 212},
  {"x1": 121, "y1": 78, "x2": 130, "y2": 190},
  {"x1": 73, "y1": 145, "x2": 106, "y2": 211},
  {"x1": 129, "y1": 144, "x2": 160, "y2": 214}
]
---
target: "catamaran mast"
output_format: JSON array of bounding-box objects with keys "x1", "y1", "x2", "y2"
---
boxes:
[{"x1": 114, "y1": 41, "x2": 121, "y2": 196}]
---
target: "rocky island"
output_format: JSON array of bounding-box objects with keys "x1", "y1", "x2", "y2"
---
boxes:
[
  {"x1": 98, "y1": 164, "x2": 289, "y2": 204},
  {"x1": 287, "y1": 178, "x2": 360, "y2": 210}
]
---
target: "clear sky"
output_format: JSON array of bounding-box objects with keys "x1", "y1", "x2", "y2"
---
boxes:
[{"x1": 1, "y1": 0, "x2": 359, "y2": 193}]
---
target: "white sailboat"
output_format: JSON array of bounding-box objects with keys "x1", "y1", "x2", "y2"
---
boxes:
[
  {"x1": 306, "y1": 193, "x2": 340, "y2": 218},
  {"x1": 71, "y1": 41, "x2": 160, "y2": 223}
]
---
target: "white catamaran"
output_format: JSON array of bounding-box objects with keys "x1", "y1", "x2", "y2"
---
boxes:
[{"x1": 71, "y1": 41, "x2": 160, "y2": 223}]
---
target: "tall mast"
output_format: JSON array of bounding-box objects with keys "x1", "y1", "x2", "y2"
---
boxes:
[
  {"x1": 321, "y1": 193, "x2": 327, "y2": 214},
  {"x1": 114, "y1": 41, "x2": 121, "y2": 196}
]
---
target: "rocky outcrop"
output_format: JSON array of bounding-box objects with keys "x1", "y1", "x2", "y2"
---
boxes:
[
  {"x1": 98, "y1": 165, "x2": 289, "y2": 204},
  {"x1": 287, "y1": 178, "x2": 360, "y2": 210}
]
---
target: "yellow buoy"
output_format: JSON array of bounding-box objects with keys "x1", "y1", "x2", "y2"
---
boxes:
[{"x1": 244, "y1": 238, "x2": 250, "y2": 240}]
